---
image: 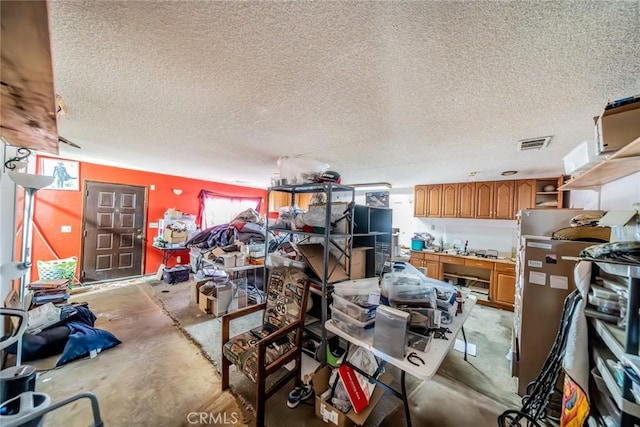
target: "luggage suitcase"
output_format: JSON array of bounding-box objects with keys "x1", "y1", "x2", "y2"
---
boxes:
[{"x1": 162, "y1": 266, "x2": 190, "y2": 284}]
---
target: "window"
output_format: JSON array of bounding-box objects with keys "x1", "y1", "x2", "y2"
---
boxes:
[{"x1": 198, "y1": 190, "x2": 261, "y2": 229}]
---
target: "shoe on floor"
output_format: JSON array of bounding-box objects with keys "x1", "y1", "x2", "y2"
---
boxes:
[{"x1": 287, "y1": 382, "x2": 314, "y2": 408}]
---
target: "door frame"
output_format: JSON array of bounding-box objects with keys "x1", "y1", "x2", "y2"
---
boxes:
[{"x1": 80, "y1": 180, "x2": 148, "y2": 284}]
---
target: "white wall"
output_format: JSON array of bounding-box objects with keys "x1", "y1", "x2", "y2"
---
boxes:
[
  {"x1": 600, "y1": 172, "x2": 640, "y2": 210},
  {"x1": 355, "y1": 188, "x2": 517, "y2": 258},
  {"x1": 568, "y1": 171, "x2": 640, "y2": 241}
]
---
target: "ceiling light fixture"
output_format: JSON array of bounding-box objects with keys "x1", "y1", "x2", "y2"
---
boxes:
[
  {"x1": 501, "y1": 170, "x2": 518, "y2": 176},
  {"x1": 350, "y1": 182, "x2": 392, "y2": 191}
]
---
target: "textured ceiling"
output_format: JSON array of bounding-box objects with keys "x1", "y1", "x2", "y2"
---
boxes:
[{"x1": 49, "y1": 1, "x2": 640, "y2": 189}]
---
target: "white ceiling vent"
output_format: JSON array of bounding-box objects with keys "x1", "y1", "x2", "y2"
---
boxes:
[{"x1": 517, "y1": 136, "x2": 552, "y2": 151}]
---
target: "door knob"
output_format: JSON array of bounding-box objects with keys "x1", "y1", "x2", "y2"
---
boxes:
[{"x1": 136, "y1": 233, "x2": 145, "y2": 240}]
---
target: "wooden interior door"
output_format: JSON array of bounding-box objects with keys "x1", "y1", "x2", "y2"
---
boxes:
[{"x1": 81, "y1": 182, "x2": 147, "y2": 283}]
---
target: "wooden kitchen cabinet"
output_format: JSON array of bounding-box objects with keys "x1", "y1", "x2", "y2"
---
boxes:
[
  {"x1": 424, "y1": 260, "x2": 440, "y2": 280},
  {"x1": 411, "y1": 251, "x2": 516, "y2": 309},
  {"x1": 414, "y1": 185, "x2": 428, "y2": 217},
  {"x1": 492, "y1": 262, "x2": 516, "y2": 307},
  {"x1": 492, "y1": 270, "x2": 516, "y2": 306},
  {"x1": 409, "y1": 251, "x2": 440, "y2": 279},
  {"x1": 474, "y1": 181, "x2": 494, "y2": 219},
  {"x1": 426, "y1": 185, "x2": 443, "y2": 217},
  {"x1": 475, "y1": 180, "x2": 513, "y2": 219},
  {"x1": 441, "y1": 183, "x2": 458, "y2": 218},
  {"x1": 514, "y1": 179, "x2": 536, "y2": 217},
  {"x1": 268, "y1": 192, "x2": 312, "y2": 211},
  {"x1": 296, "y1": 193, "x2": 312, "y2": 211},
  {"x1": 494, "y1": 180, "x2": 514, "y2": 219},
  {"x1": 457, "y1": 182, "x2": 476, "y2": 218},
  {"x1": 534, "y1": 177, "x2": 564, "y2": 209},
  {"x1": 416, "y1": 177, "x2": 563, "y2": 220},
  {"x1": 412, "y1": 184, "x2": 442, "y2": 218}
]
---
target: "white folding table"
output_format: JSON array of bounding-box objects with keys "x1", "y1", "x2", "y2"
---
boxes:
[{"x1": 324, "y1": 295, "x2": 477, "y2": 426}]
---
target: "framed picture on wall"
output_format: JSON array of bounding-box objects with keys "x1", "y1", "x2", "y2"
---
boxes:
[
  {"x1": 365, "y1": 191, "x2": 389, "y2": 207},
  {"x1": 41, "y1": 158, "x2": 80, "y2": 191}
]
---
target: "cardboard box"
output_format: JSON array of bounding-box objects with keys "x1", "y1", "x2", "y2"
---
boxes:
[
  {"x1": 298, "y1": 243, "x2": 348, "y2": 283},
  {"x1": 596, "y1": 99, "x2": 640, "y2": 154},
  {"x1": 199, "y1": 284, "x2": 233, "y2": 316},
  {"x1": 164, "y1": 228, "x2": 187, "y2": 243},
  {"x1": 312, "y1": 365, "x2": 390, "y2": 427},
  {"x1": 198, "y1": 282, "x2": 246, "y2": 316},
  {"x1": 349, "y1": 247, "x2": 375, "y2": 280},
  {"x1": 191, "y1": 278, "x2": 209, "y2": 305}
]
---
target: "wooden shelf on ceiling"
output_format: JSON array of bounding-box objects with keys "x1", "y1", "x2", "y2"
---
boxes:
[
  {"x1": 559, "y1": 136, "x2": 640, "y2": 190},
  {"x1": 1, "y1": 1, "x2": 59, "y2": 154}
]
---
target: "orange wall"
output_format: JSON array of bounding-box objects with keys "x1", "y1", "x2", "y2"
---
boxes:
[{"x1": 28, "y1": 156, "x2": 266, "y2": 282}]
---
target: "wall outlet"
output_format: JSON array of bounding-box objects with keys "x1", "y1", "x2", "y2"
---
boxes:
[
  {"x1": 61, "y1": 225, "x2": 72, "y2": 233},
  {"x1": 176, "y1": 256, "x2": 181, "y2": 263},
  {"x1": 150, "y1": 184, "x2": 156, "y2": 190},
  {"x1": 430, "y1": 224, "x2": 435, "y2": 231}
]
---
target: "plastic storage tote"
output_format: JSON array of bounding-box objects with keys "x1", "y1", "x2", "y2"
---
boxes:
[
  {"x1": 329, "y1": 305, "x2": 375, "y2": 338},
  {"x1": 332, "y1": 294, "x2": 377, "y2": 322}
]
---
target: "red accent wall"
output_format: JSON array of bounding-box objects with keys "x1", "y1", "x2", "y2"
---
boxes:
[{"x1": 27, "y1": 156, "x2": 266, "y2": 283}]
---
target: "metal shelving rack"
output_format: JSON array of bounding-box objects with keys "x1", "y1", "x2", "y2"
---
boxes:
[
  {"x1": 586, "y1": 258, "x2": 640, "y2": 426},
  {"x1": 265, "y1": 182, "x2": 355, "y2": 365}
]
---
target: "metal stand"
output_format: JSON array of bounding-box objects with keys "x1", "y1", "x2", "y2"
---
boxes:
[
  {"x1": 341, "y1": 342, "x2": 413, "y2": 427},
  {"x1": 2, "y1": 392, "x2": 104, "y2": 427},
  {"x1": 461, "y1": 326, "x2": 468, "y2": 362}
]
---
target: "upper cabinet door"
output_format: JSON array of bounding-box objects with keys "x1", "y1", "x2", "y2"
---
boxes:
[
  {"x1": 514, "y1": 179, "x2": 536, "y2": 218},
  {"x1": 426, "y1": 184, "x2": 443, "y2": 217},
  {"x1": 414, "y1": 186, "x2": 427, "y2": 217},
  {"x1": 474, "y1": 181, "x2": 494, "y2": 219},
  {"x1": 457, "y1": 182, "x2": 476, "y2": 218},
  {"x1": 441, "y1": 183, "x2": 458, "y2": 218},
  {"x1": 494, "y1": 180, "x2": 515, "y2": 219},
  {"x1": 296, "y1": 193, "x2": 312, "y2": 211}
]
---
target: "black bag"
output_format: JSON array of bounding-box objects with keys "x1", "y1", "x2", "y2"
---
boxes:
[{"x1": 162, "y1": 266, "x2": 190, "y2": 284}]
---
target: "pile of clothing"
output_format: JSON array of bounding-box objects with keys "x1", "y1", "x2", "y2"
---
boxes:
[
  {"x1": 4, "y1": 304, "x2": 121, "y2": 366},
  {"x1": 187, "y1": 208, "x2": 266, "y2": 249}
]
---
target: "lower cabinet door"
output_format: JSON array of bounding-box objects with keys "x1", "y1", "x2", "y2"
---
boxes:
[
  {"x1": 409, "y1": 258, "x2": 423, "y2": 268},
  {"x1": 425, "y1": 261, "x2": 440, "y2": 280},
  {"x1": 494, "y1": 272, "x2": 516, "y2": 305}
]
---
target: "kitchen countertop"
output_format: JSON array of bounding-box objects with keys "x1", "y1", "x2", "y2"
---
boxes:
[{"x1": 410, "y1": 250, "x2": 516, "y2": 265}]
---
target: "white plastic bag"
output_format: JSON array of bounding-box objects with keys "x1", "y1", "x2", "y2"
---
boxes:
[{"x1": 277, "y1": 156, "x2": 329, "y2": 184}]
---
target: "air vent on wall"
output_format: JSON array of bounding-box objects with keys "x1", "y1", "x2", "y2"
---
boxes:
[{"x1": 517, "y1": 136, "x2": 551, "y2": 151}]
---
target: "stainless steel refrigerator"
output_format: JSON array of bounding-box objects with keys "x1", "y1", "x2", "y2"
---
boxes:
[{"x1": 512, "y1": 209, "x2": 604, "y2": 396}]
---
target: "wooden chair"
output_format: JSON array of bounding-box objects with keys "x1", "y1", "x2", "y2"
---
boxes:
[{"x1": 221, "y1": 267, "x2": 310, "y2": 426}]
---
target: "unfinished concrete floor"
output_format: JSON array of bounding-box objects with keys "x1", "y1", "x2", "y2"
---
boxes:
[
  {"x1": 30, "y1": 282, "x2": 247, "y2": 427},
  {"x1": 26, "y1": 277, "x2": 521, "y2": 426},
  {"x1": 149, "y1": 277, "x2": 521, "y2": 427}
]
